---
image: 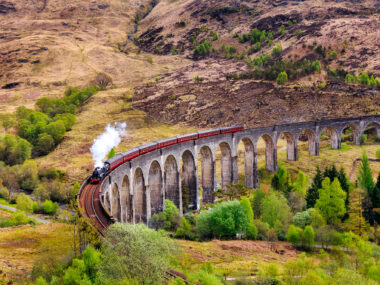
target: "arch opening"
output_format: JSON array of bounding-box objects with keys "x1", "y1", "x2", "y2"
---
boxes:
[
  {"x1": 134, "y1": 168, "x2": 146, "y2": 223},
  {"x1": 164, "y1": 155, "x2": 180, "y2": 209},
  {"x1": 149, "y1": 161, "x2": 163, "y2": 216},
  {"x1": 181, "y1": 150, "x2": 197, "y2": 212},
  {"x1": 111, "y1": 184, "x2": 121, "y2": 222},
  {"x1": 298, "y1": 129, "x2": 318, "y2": 156},
  {"x1": 105, "y1": 191, "x2": 111, "y2": 213},
  {"x1": 257, "y1": 134, "x2": 276, "y2": 172},
  {"x1": 341, "y1": 124, "x2": 360, "y2": 145},
  {"x1": 277, "y1": 132, "x2": 297, "y2": 161},
  {"x1": 320, "y1": 126, "x2": 340, "y2": 149},
  {"x1": 122, "y1": 175, "x2": 132, "y2": 223},
  {"x1": 198, "y1": 146, "x2": 215, "y2": 203},
  {"x1": 363, "y1": 122, "x2": 380, "y2": 141}
]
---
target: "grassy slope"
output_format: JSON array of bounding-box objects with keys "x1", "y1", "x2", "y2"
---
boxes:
[{"x1": 0, "y1": 218, "x2": 73, "y2": 284}]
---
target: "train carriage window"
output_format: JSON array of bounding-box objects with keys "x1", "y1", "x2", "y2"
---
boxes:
[{"x1": 109, "y1": 176, "x2": 111, "y2": 184}]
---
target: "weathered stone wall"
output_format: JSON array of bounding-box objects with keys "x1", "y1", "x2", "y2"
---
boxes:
[{"x1": 100, "y1": 115, "x2": 380, "y2": 224}]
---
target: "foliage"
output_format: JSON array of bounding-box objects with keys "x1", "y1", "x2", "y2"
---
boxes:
[
  {"x1": 18, "y1": 160, "x2": 38, "y2": 190},
  {"x1": 302, "y1": 225, "x2": 315, "y2": 249},
  {"x1": 271, "y1": 43, "x2": 282, "y2": 56},
  {"x1": 345, "y1": 188, "x2": 368, "y2": 235},
  {"x1": 194, "y1": 42, "x2": 211, "y2": 57},
  {"x1": 16, "y1": 193, "x2": 34, "y2": 213},
  {"x1": 376, "y1": 148, "x2": 380, "y2": 160},
  {"x1": 251, "y1": 188, "x2": 266, "y2": 218},
  {"x1": 98, "y1": 223, "x2": 178, "y2": 284},
  {"x1": 261, "y1": 191, "x2": 292, "y2": 232},
  {"x1": 175, "y1": 217, "x2": 194, "y2": 240},
  {"x1": 358, "y1": 151, "x2": 374, "y2": 196},
  {"x1": 315, "y1": 178, "x2": 346, "y2": 225},
  {"x1": 196, "y1": 200, "x2": 249, "y2": 239},
  {"x1": 150, "y1": 200, "x2": 180, "y2": 231},
  {"x1": 0, "y1": 186, "x2": 9, "y2": 200},
  {"x1": 293, "y1": 171, "x2": 309, "y2": 197},
  {"x1": 276, "y1": 71, "x2": 288, "y2": 85},
  {"x1": 0, "y1": 211, "x2": 35, "y2": 227},
  {"x1": 286, "y1": 225, "x2": 302, "y2": 245},
  {"x1": 0, "y1": 134, "x2": 32, "y2": 165},
  {"x1": 271, "y1": 167, "x2": 290, "y2": 193},
  {"x1": 293, "y1": 210, "x2": 311, "y2": 228},
  {"x1": 215, "y1": 183, "x2": 249, "y2": 201},
  {"x1": 107, "y1": 148, "x2": 116, "y2": 159},
  {"x1": 306, "y1": 166, "x2": 323, "y2": 208},
  {"x1": 43, "y1": 200, "x2": 60, "y2": 215}
]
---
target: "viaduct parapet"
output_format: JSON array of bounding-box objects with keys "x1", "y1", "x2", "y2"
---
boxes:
[{"x1": 98, "y1": 116, "x2": 380, "y2": 224}]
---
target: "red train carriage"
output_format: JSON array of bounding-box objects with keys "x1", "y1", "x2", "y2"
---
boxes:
[
  {"x1": 122, "y1": 148, "x2": 139, "y2": 163},
  {"x1": 157, "y1": 137, "x2": 178, "y2": 148},
  {"x1": 139, "y1": 142, "x2": 158, "y2": 155},
  {"x1": 220, "y1": 125, "x2": 244, "y2": 134},
  {"x1": 177, "y1": 133, "x2": 199, "y2": 143},
  {"x1": 108, "y1": 154, "x2": 124, "y2": 171},
  {"x1": 197, "y1": 129, "x2": 220, "y2": 138}
]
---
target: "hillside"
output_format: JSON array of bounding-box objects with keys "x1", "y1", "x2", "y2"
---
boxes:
[{"x1": 0, "y1": 0, "x2": 379, "y2": 179}]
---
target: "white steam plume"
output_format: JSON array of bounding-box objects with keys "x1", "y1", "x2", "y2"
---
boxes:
[{"x1": 90, "y1": 122, "x2": 127, "y2": 168}]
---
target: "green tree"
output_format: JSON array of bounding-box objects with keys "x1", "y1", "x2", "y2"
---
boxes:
[
  {"x1": 45, "y1": 120, "x2": 66, "y2": 144},
  {"x1": 358, "y1": 151, "x2": 374, "y2": 195},
  {"x1": 98, "y1": 223, "x2": 178, "y2": 284},
  {"x1": 293, "y1": 171, "x2": 309, "y2": 197},
  {"x1": 107, "y1": 147, "x2": 116, "y2": 159},
  {"x1": 302, "y1": 225, "x2": 315, "y2": 249},
  {"x1": 35, "y1": 133, "x2": 55, "y2": 155},
  {"x1": 16, "y1": 193, "x2": 33, "y2": 213},
  {"x1": 276, "y1": 71, "x2": 288, "y2": 85},
  {"x1": 261, "y1": 191, "x2": 292, "y2": 230},
  {"x1": 286, "y1": 224, "x2": 302, "y2": 245},
  {"x1": 315, "y1": 177, "x2": 346, "y2": 225},
  {"x1": 306, "y1": 166, "x2": 323, "y2": 208},
  {"x1": 345, "y1": 188, "x2": 368, "y2": 236},
  {"x1": 251, "y1": 188, "x2": 266, "y2": 218},
  {"x1": 0, "y1": 134, "x2": 32, "y2": 165},
  {"x1": 240, "y1": 196, "x2": 253, "y2": 222},
  {"x1": 373, "y1": 173, "x2": 380, "y2": 223},
  {"x1": 293, "y1": 210, "x2": 311, "y2": 228},
  {"x1": 271, "y1": 167, "x2": 290, "y2": 193},
  {"x1": 18, "y1": 160, "x2": 38, "y2": 190},
  {"x1": 43, "y1": 200, "x2": 59, "y2": 215}
]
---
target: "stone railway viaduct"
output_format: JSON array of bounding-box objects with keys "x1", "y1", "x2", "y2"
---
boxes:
[{"x1": 99, "y1": 115, "x2": 380, "y2": 224}]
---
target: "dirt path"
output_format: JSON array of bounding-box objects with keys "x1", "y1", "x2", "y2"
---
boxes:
[{"x1": 0, "y1": 204, "x2": 50, "y2": 224}]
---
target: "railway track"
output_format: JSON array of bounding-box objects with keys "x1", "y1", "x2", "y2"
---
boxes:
[
  {"x1": 79, "y1": 182, "x2": 111, "y2": 236},
  {"x1": 78, "y1": 181, "x2": 194, "y2": 283}
]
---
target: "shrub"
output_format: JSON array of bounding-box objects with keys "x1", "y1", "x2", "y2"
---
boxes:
[
  {"x1": 286, "y1": 225, "x2": 303, "y2": 245},
  {"x1": 196, "y1": 200, "x2": 249, "y2": 239},
  {"x1": 359, "y1": 134, "x2": 367, "y2": 145},
  {"x1": 311, "y1": 60, "x2": 321, "y2": 72},
  {"x1": 194, "y1": 75, "x2": 203, "y2": 83},
  {"x1": 0, "y1": 134, "x2": 32, "y2": 166},
  {"x1": 276, "y1": 71, "x2": 288, "y2": 85},
  {"x1": 175, "y1": 217, "x2": 194, "y2": 240},
  {"x1": 36, "y1": 133, "x2": 55, "y2": 155},
  {"x1": 194, "y1": 42, "x2": 211, "y2": 57},
  {"x1": 246, "y1": 223, "x2": 258, "y2": 239},
  {"x1": 43, "y1": 200, "x2": 59, "y2": 215},
  {"x1": 91, "y1": 72, "x2": 113, "y2": 89},
  {"x1": 328, "y1": 50, "x2": 338, "y2": 60},
  {"x1": 0, "y1": 212, "x2": 34, "y2": 228},
  {"x1": 271, "y1": 43, "x2": 282, "y2": 56},
  {"x1": 376, "y1": 149, "x2": 380, "y2": 160},
  {"x1": 293, "y1": 210, "x2": 311, "y2": 228},
  {"x1": 16, "y1": 193, "x2": 33, "y2": 213},
  {"x1": 302, "y1": 225, "x2": 315, "y2": 249},
  {"x1": 211, "y1": 31, "x2": 218, "y2": 41},
  {"x1": 150, "y1": 200, "x2": 180, "y2": 231},
  {"x1": 295, "y1": 29, "x2": 302, "y2": 36},
  {"x1": 0, "y1": 187, "x2": 9, "y2": 200},
  {"x1": 99, "y1": 223, "x2": 178, "y2": 284}
]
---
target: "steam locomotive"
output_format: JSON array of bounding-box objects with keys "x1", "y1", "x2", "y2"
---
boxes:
[{"x1": 90, "y1": 125, "x2": 244, "y2": 184}]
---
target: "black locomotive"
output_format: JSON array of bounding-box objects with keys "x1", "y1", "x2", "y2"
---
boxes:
[{"x1": 90, "y1": 162, "x2": 110, "y2": 184}]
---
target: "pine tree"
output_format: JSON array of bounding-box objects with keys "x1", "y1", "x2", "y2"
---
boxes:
[
  {"x1": 346, "y1": 188, "x2": 368, "y2": 236},
  {"x1": 306, "y1": 166, "x2": 323, "y2": 208},
  {"x1": 315, "y1": 177, "x2": 346, "y2": 225},
  {"x1": 372, "y1": 173, "x2": 380, "y2": 223},
  {"x1": 323, "y1": 165, "x2": 339, "y2": 182},
  {"x1": 358, "y1": 151, "x2": 374, "y2": 196},
  {"x1": 358, "y1": 151, "x2": 375, "y2": 224}
]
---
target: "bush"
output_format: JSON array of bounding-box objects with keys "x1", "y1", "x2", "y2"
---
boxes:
[
  {"x1": 376, "y1": 149, "x2": 380, "y2": 160},
  {"x1": 175, "y1": 217, "x2": 194, "y2": 240},
  {"x1": 0, "y1": 134, "x2": 32, "y2": 166},
  {"x1": 43, "y1": 200, "x2": 59, "y2": 215},
  {"x1": 16, "y1": 193, "x2": 33, "y2": 213},
  {"x1": 271, "y1": 43, "x2": 282, "y2": 56},
  {"x1": 91, "y1": 72, "x2": 113, "y2": 89},
  {"x1": 302, "y1": 225, "x2": 315, "y2": 249},
  {"x1": 246, "y1": 223, "x2": 258, "y2": 240},
  {"x1": 286, "y1": 225, "x2": 303, "y2": 245},
  {"x1": 359, "y1": 134, "x2": 367, "y2": 145},
  {"x1": 0, "y1": 212, "x2": 34, "y2": 228},
  {"x1": 0, "y1": 187, "x2": 9, "y2": 200},
  {"x1": 196, "y1": 200, "x2": 249, "y2": 239},
  {"x1": 35, "y1": 133, "x2": 55, "y2": 155},
  {"x1": 150, "y1": 200, "x2": 180, "y2": 231},
  {"x1": 194, "y1": 42, "x2": 211, "y2": 57},
  {"x1": 293, "y1": 210, "x2": 311, "y2": 228},
  {"x1": 276, "y1": 71, "x2": 288, "y2": 85}
]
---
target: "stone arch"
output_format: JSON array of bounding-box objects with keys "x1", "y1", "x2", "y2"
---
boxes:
[
  {"x1": 320, "y1": 126, "x2": 340, "y2": 149},
  {"x1": 111, "y1": 183, "x2": 121, "y2": 222},
  {"x1": 122, "y1": 175, "x2": 133, "y2": 223},
  {"x1": 258, "y1": 134, "x2": 276, "y2": 172},
  {"x1": 340, "y1": 124, "x2": 360, "y2": 145},
  {"x1": 277, "y1": 132, "x2": 297, "y2": 161},
  {"x1": 149, "y1": 160, "x2": 163, "y2": 216},
  {"x1": 218, "y1": 142, "x2": 233, "y2": 189},
  {"x1": 164, "y1": 155, "x2": 180, "y2": 209},
  {"x1": 238, "y1": 137, "x2": 258, "y2": 189},
  {"x1": 363, "y1": 122, "x2": 380, "y2": 139},
  {"x1": 199, "y1": 145, "x2": 215, "y2": 203},
  {"x1": 134, "y1": 168, "x2": 146, "y2": 223},
  {"x1": 298, "y1": 129, "x2": 318, "y2": 156},
  {"x1": 181, "y1": 150, "x2": 197, "y2": 212}
]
